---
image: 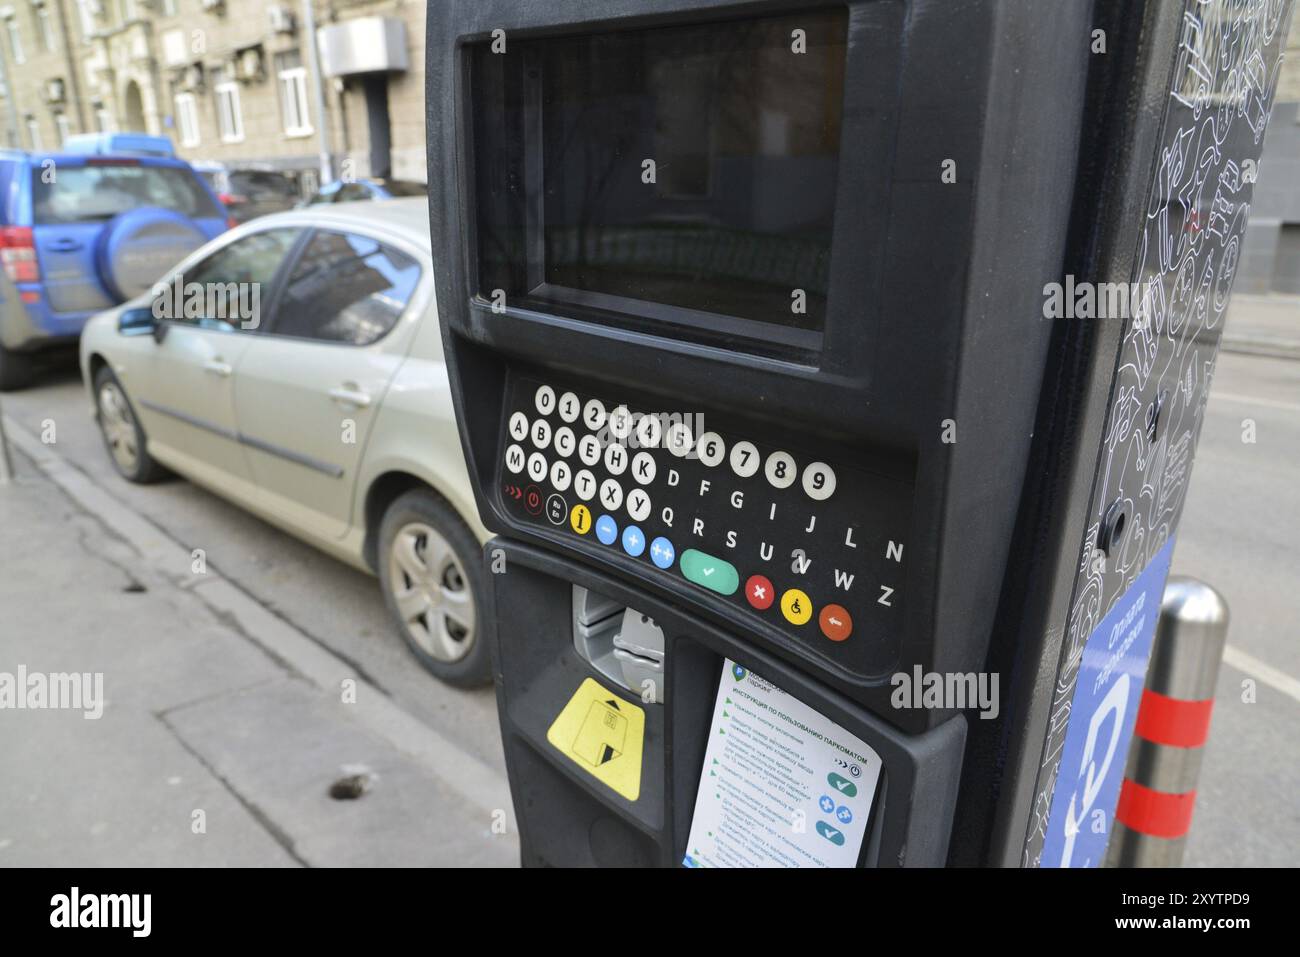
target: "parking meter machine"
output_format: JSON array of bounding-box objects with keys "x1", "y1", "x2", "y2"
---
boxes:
[{"x1": 425, "y1": 0, "x2": 1292, "y2": 867}]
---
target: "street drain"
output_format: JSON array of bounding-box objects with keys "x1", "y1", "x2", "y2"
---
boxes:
[{"x1": 329, "y1": 767, "x2": 376, "y2": 800}]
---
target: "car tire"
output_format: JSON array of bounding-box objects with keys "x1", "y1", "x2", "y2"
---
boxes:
[
  {"x1": 0, "y1": 344, "x2": 35, "y2": 391},
  {"x1": 377, "y1": 488, "x2": 490, "y2": 688},
  {"x1": 93, "y1": 365, "x2": 167, "y2": 483}
]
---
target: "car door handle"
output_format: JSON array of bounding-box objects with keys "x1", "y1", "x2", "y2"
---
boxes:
[
  {"x1": 203, "y1": 359, "x2": 233, "y2": 377},
  {"x1": 48, "y1": 237, "x2": 83, "y2": 252},
  {"x1": 328, "y1": 385, "x2": 372, "y2": 408}
]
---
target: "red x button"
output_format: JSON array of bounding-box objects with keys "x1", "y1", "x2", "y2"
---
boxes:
[{"x1": 745, "y1": 574, "x2": 775, "y2": 610}]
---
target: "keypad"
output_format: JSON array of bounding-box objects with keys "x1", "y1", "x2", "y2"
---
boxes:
[{"x1": 498, "y1": 377, "x2": 911, "y2": 675}]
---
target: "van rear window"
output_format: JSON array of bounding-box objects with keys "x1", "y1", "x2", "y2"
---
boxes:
[{"x1": 31, "y1": 164, "x2": 221, "y2": 225}]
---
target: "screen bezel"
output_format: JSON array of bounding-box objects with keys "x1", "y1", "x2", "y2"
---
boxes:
[{"x1": 460, "y1": 1, "x2": 897, "y2": 370}]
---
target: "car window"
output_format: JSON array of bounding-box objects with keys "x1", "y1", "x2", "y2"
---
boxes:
[
  {"x1": 160, "y1": 228, "x2": 302, "y2": 332},
  {"x1": 270, "y1": 230, "x2": 421, "y2": 345},
  {"x1": 231, "y1": 171, "x2": 297, "y2": 199},
  {"x1": 31, "y1": 163, "x2": 222, "y2": 224},
  {"x1": 335, "y1": 183, "x2": 373, "y2": 203}
]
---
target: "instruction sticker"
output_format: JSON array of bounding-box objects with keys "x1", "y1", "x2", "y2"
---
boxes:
[
  {"x1": 683, "y1": 660, "x2": 882, "y2": 868},
  {"x1": 547, "y1": 678, "x2": 645, "y2": 801}
]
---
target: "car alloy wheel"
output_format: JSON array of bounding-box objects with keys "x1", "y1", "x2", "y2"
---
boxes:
[
  {"x1": 386, "y1": 521, "x2": 476, "y2": 663},
  {"x1": 98, "y1": 381, "x2": 140, "y2": 474}
]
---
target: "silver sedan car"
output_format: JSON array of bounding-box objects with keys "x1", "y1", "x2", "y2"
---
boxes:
[{"x1": 78, "y1": 199, "x2": 492, "y2": 686}]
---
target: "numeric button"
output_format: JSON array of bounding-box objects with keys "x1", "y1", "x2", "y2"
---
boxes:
[
  {"x1": 802, "y1": 462, "x2": 836, "y2": 501},
  {"x1": 665, "y1": 422, "x2": 694, "y2": 458},
  {"x1": 608, "y1": 405, "x2": 633, "y2": 440},
  {"x1": 635, "y1": 414, "x2": 662, "y2": 449},
  {"x1": 729, "y1": 441, "x2": 759, "y2": 477},
  {"x1": 508, "y1": 412, "x2": 528, "y2": 442},
  {"x1": 558, "y1": 391, "x2": 580, "y2": 423},
  {"x1": 535, "y1": 385, "x2": 556, "y2": 416},
  {"x1": 765, "y1": 450, "x2": 797, "y2": 489},
  {"x1": 696, "y1": 431, "x2": 725, "y2": 467},
  {"x1": 583, "y1": 398, "x2": 607, "y2": 431}
]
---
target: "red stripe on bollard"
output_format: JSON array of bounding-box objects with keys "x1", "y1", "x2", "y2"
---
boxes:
[
  {"x1": 1115, "y1": 779, "x2": 1196, "y2": 839},
  {"x1": 1134, "y1": 688, "x2": 1214, "y2": 748}
]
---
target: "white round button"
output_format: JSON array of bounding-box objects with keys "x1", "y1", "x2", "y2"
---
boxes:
[
  {"x1": 599, "y1": 478, "x2": 624, "y2": 511},
  {"x1": 626, "y1": 488, "x2": 652, "y2": 522},
  {"x1": 505, "y1": 443, "x2": 525, "y2": 474},
  {"x1": 729, "y1": 440, "x2": 760, "y2": 478},
  {"x1": 802, "y1": 462, "x2": 836, "y2": 500},
  {"x1": 665, "y1": 421, "x2": 694, "y2": 458},
  {"x1": 558, "y1": 391, "x2": 580, "y2": 423},
  {"x1": 574, "y1": 469, "x2": 597, "y2": 501},
  {"x1": 535, "y1": 385, "x2": 556, "y2": 416},
  {"x1": 696, "y1": 431, "x2": 725, "y2": 467},
  {"x1": 634, "y1": 413, "x2": 662, "y2": 449},
  {"x1": 550, "y1": 459, "x2": 572, "y2": 492},
  {"x1": 608, "y1": 405, "x2": 633, "y2": 440},
  {"x1": 578, "y1": 433, "x2": 602, "y2": 467},
  {"x1": 631, "y1": 451, "x2": 657, "y2": 485},
  {"x1": 530, "y1": 418, "x2": 552, "y2": 450},
  {"x1": 583, "y1": 399, "x2": 606, "y2": 431},
  {"x1": 604, "y1": 443, "x2": 628, "y2": 476},
  {"x1": 764, "y1": 450, "x2": 797, "y2": 489},
  {"x1": 554, "y1": 426, "x2": 576, "y2": 458},
  {"x1": 508, "y1": 412, "x2": 528, "y2": 442},
  {"x1": 527, "y1": 452, "x2": 548, "y2": 482}
]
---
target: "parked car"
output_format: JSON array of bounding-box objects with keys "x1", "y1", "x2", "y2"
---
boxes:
[
  {"x1": 79, "y1": 198, "x2": 491, "y2": 686},
  {"x1": 195, "y1": 162, "x2": 302, "y2": 224},
  {"x1": 0, "y1": 133, "x2": 228, "y2": 390},
  {"x1": 303, "y1": 178, "x2": 427, "y2": 206}
]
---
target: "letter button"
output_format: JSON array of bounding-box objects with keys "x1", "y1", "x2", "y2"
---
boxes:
[{"x1": 508, "y1": 412, "x2": 528, "y2": 441}]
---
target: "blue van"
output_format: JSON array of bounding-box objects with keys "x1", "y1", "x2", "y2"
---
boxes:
[{"x1": 0, "y1": 134, "x2": 228, "y2": 389}]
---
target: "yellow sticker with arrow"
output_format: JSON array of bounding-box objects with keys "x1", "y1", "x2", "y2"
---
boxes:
[{"x1": 546, "y1": 678, "x2": 645, "y2": 801}]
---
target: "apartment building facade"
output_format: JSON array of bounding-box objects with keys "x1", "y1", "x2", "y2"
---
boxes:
[{"x1": 0, "y1": 0, "x2": 426, "y2": 191}]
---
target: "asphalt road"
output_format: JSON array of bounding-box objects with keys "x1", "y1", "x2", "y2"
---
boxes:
[{"x1": 2, "y1": 347, "x2": 1296, "y2": 866}]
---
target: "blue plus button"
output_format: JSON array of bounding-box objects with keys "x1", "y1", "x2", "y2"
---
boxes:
[
  {"x1": 621, "y1": 525, "x2": 646, "y2": 557},
  {"x1": 649, "y1": 536, "x2": 675, "y2": 569},
  {"x1": 595, "y1": 514, "x2": 618, "y2": 545}
]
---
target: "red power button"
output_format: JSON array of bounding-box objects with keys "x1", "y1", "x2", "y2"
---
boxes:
[
  {"x1": 523, "y1": 484, "x2": 543, "y2": 515},
  {"x1": 745, "y1": 574, "x2": 775, "y2": 610}
]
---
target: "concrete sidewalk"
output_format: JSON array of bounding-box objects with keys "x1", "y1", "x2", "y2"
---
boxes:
[
  {"x1": 1222, "y1": 294, "x2": 1300, "y2": 359},
  {"x1": 0, "y1": 432, "x2": 518, "y2": 867}
]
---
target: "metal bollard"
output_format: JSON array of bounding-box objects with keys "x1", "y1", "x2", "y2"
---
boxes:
[{"x1": 1106, "y1": 576, "x2": 1229, "y2": 867}]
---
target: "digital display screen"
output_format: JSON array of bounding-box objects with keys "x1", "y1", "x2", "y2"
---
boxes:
[{"x1": 472, "y1": 10, "x2": 848, "y2": 351}]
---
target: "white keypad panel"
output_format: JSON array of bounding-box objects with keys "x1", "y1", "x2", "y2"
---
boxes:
[{"x1": 498, "y1": 377, "x2": 913, "y2": 678}]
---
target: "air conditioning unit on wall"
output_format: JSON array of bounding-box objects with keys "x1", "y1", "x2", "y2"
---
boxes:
[
  {"x1": 237, "y1": 47, "x2": 264, "y2": 82},
  {"x1": 268, "y1": 5, "x2": 295, "y2": 34}
]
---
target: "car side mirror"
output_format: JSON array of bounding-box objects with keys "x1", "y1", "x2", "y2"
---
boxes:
[{"x1": 118, "y1": 307, "x2": 168, "y2": 343}]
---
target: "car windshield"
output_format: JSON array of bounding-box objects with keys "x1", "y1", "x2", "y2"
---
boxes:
[{"x1": 31, "y1": 163, "x2": 222, "y2": 224}]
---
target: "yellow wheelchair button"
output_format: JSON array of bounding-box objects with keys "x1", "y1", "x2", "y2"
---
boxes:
[
  {"x1": 570, "y1": 504, "x2": 592, "y2": 534},
  {"x1": 780, "y1": 588, "x2": 813, "y2": 625}
]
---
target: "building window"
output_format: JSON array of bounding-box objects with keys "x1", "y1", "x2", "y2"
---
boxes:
[
  {"x1": 6, "y1": 17, "x2": 25, "y2": 65},
  {"x1": 214, "y1": 75, "x2": 243, "y2": 143},
  {"x1": 35, "y1": 3, "x2": 56, "y2": 52},
  {"x1": 54, "y1": 112, "x2": 71, "y2": 145},
  {"x1": 275, "y1": 51, "x2": 312, "y2": 137},
  {"x1": 174, "y1": 92, "x2": 199, "y2": 147},
  {"x1": 76, "y1": 0, "x2": 96, "y2": 40},
  {"x1": 26, "y1": 116, "x2": 41, "y2": 151}
]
